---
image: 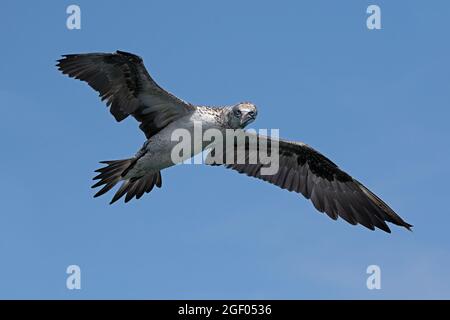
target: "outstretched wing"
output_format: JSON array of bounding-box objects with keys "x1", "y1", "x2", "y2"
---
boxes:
[
  {"x1": 206, "y1": 132, "x2": 412, "y2": 233},
  {"x1": 57, "y1": 50, "x2": 195, "y2": 138}
]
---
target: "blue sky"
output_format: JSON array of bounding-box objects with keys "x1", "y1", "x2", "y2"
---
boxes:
[{"x1": 0, "y1": 0, "x2": 449, "y2": 299}]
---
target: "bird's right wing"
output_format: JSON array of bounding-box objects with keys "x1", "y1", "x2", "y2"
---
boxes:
[
  {"x1": 206, "y1": 131, "x2": 412, "y2": 233},
  {"x1": 57, "y1": 50, "x2": 195, "y2": 138}
]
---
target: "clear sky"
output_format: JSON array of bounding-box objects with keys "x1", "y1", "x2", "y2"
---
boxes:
[{"x1": 0, "y1": 0, "x2": 449, "y2": 299}]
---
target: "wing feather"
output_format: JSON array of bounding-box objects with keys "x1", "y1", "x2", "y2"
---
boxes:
[
  {"x1": 57, "y1": 50, "x2": 195, "y2": 138},
  {"x1": 207, "y1": 132, "x2": 412, "y2": 232}
]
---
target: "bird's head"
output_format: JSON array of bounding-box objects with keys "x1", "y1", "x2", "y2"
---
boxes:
[{"x1": 227, "y1": 102, "x2": 258, "y2": 129}]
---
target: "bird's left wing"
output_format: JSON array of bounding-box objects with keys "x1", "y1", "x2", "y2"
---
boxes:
[
  {"x1": 206, "y1": 132, "x2": 412, "y2": 233},
  {"x1": 57, "y1": 50, "x2": 195, "y2": 138}
]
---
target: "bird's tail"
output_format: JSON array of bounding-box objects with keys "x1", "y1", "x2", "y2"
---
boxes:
[{"x1": 92, "y1": 159, "x2": 162, "y2": 204}]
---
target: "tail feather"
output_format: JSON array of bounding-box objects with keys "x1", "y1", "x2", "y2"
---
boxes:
[
  {"x1": 109, "y1": 180, "x2": 132, "y2": 204},
  {"x1": 91, "y1": 159, "x2": 162, "y2": 203},
  {"x1": 155, "y1": 172, "x2": 162, "y2": 188}
]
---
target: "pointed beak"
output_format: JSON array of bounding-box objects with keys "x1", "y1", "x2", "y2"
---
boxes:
[{"x1": 240, "y1": 112, "x2": 256, "y2": 126}]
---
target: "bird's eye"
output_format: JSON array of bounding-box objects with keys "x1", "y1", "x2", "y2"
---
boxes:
[
  {"x1": 234, "y1": 109, "x2": 241, "y2": 117},
  {"x1": 248, "y1": 111, "x2": 255, "y2": 117}
]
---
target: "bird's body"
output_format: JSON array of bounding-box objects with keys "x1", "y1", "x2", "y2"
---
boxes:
[
  {"x1": 57, "y1": 50, "x2": 412, "y2": 233},
  {"x1": 127, "y1": 106, "x2": 224, "y2": 178}
]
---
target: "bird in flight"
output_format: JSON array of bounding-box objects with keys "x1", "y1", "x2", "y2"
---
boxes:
[{"x1": 57, "y1": 50, "x2": 412, "y2": 233}]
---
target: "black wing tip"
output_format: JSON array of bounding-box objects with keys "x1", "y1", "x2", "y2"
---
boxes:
[
  {"x1": 388, "y1": 214, "x2": 413, "y2": 232},
  {"x1": 57, "y1": 51, "x2": 136, "y2": 60},
  {"x1": 403, "y1": 222, "x2": 413, "y2": 232},
  {"x1": 56, "y1": 54, "x2": 76, "y2": 64},
  {"x1": 58, "y1": 54, "x2": 71, "y2": 59},
  {"x1": 55, "y1": 55, "x2": 77, "y2": 74},
  {"x1": 366, "y1": 220, "x2": 412, "y2": 233},
  {"x1": 55, "y1": 50, "x2": 143, "y2": 71},
  {"x1": 55, "y1": 57, "x2": 65, "y2": 69},
  {"x1": 357, "y1": 217, "x2": 413, "y2": 233}
]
